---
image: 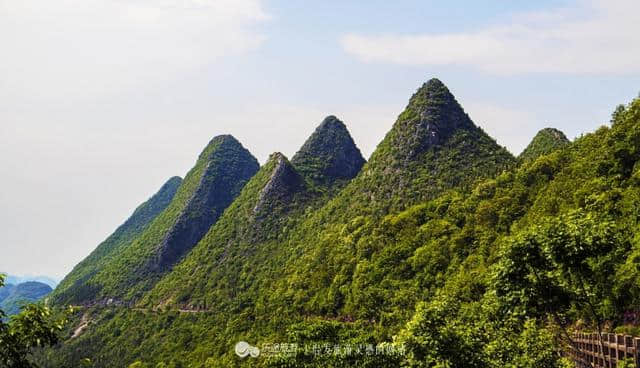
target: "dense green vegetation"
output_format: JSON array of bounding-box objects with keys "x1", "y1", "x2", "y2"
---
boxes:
[
  {"x1": 0, "y1": 281, "x2": 52, "y2": 316},
  {"x1": 54, "y1": 136, "x2": 259, "y2": 304},
  {"x1": 4, "y1": 276, "x2": 57, "y2": 289},
  {"x1": 42, "y1": 79, "x2": 640, "y2": 367},
  {"x1": 91, "y1": 135, "x2": 259, "y2": 302},
  {"x1": 291, "y1": 115, "x2": 366, "y2": 190},
  {"x1": 51, "y1": 176, "x2": 182, "y2": 305},
  {"x1": 518, "y1": 128, "x2": 570, "y2": 163},
  {"x1": 0, "y1": 275, "x2": 69, "y2": 367}
]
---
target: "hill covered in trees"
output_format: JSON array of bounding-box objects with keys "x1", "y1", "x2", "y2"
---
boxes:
[
  {"x1": 0, "y1": 281, "x2": 52, "y2": 316},
  {"x1": 518, "y1": 127, "x2": 570, "y2": 163},
  {"x1": 51, "y1": 176, "x2": 183, "y2": 306},
  {"x1": 39, "y1": 79, "x2": 640, "y2": 368}
]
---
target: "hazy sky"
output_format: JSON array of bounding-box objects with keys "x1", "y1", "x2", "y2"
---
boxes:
[{"x1": 2, "y1": 0, "x2": 640, "y2": 279}]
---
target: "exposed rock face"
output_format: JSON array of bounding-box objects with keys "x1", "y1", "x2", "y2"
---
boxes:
[
  {"x1": 389, "y1": 78, "x2": 478, "y2": 162},
  {"x1": 519, "y1": 127, "x2": 570, "y2": 163},
  {"x1": 253, "y1": 152, "x2": 304, "y2": 216},
  {"x1": 292, "y1": 116, "x2": 366, "y2": 187},
  {"x1": 153, "y1": 135, "x2": 259, "y2": 269},
  {"x1": 350, "y1": 78, "x2": 516, "y2": 213}
]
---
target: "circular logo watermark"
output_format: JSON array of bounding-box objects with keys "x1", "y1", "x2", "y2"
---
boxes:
[{"x1": 235, "y1": 341, "x2": 260, "y2": 358}]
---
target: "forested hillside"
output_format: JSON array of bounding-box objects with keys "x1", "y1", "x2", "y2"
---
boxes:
[
  {"x1": 51, "y1": 176, "x2": 182, "y2": 305},
  {"x1": 41, "y1": 79, "x2": 640, "y2": 368},
  {"x1": 51, "y1": 136, "x2": 260, "y2": 306},
  {"x1": 0, "y1": 281, "x2": 52, "y2": 316},
  {"x1": 518, "y1": 128, "x2": 570, "y2": 163}
]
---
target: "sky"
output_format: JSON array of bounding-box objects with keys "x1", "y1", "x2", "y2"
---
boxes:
[{"x1": 1, "y1": 0, "x2": 640, "y2": 280}]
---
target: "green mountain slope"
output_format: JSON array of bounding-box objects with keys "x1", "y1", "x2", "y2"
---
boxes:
[
  {"x1": 40, "y1": 80, "x2": 640, "y2": 368},
  {"x1": 321, "y1": 78, "x2": 515, "y2": 217},
  {"x1": 51, "y1": 176, "x2": 182, "y2": 305},
  {"x1": 275, "y1": 79, "x2": 515, "y2": 317},
  {"x1": 0, "y1": 281, "x2": 52, "y2": 316},
  {"x1": 96, "y1": 135, "x2": 260, "y2": 301},
  {"x1": 41, "y1": 79, "x2": 522, "y2": 367},
  {"x1": 0, "y1": 283, "x2": 13, "y2": 303},
  {"x1": 518, "y1": 127, "x2": 570, "y2": 163},
  {"x1": 43, "y1": 116, "x2": 367, "y2": 367},
  {"x1": 59, "y1": 135, "x2": 259, "y2": 304},
  {"x1": 142, "y1": 152, "x2": 307, "y2": 309},
  {"x1": 143, "y1": 79, "x2": 514, "y2": 314},
  {"x1": 291, "y1": 115, "x2": 366, "y2": 190},
  {"x1": 4, "y1": 274, "x2": 58, "y2": 288},
  {"x1": 143, "y1": 116, "x2": 366, "y2": 309}
]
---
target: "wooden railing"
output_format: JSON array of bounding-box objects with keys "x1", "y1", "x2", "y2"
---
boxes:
[{"x1": 569, "y1": 332, "x2": 640, "y2": 367}]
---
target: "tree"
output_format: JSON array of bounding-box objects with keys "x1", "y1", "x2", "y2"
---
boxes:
[
  {"x1": 611, "y1": 104, "x2": 626, "y2": 124},
  {"x1": 495, "y1": 210, "x2": 627, "y2": 367},
  {"x1": 0, "y1": 274, "x2": 69, "y2": 368}
]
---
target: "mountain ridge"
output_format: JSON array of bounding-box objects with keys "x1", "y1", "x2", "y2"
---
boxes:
[
  {"x1": 40, "y1": 78, "x2": 640, "y2": 368},
  {"x1": 141, "y1": 118, "x2": 366, "y2": 309},
  {"x1": 53, "y1": 135, "x2": 259, "y2": 304},
  {"x1": 150, "y1": 136, "x2": 260, "y2": 271},
  {"x1": 50, "y1": 176, "x2": 183, "y2": 305},
  {"x1": 0, "y1": 281, "x2": 52, "y2": 316}
]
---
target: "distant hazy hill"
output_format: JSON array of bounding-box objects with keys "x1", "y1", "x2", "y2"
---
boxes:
[
  {"x1": 3, "y1": 274, "x2": 59, "y2": 289},
  {"x1": 0, "y1": 281, "x2": 52, "y2": 315}
]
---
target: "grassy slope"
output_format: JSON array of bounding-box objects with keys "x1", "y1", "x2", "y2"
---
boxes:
[
  {"x1": 50, "y1": 176, "x2": 182, "y2": 305},
  {"x1": 90, "y1": 136, "x2": 259, "y2": 301}
]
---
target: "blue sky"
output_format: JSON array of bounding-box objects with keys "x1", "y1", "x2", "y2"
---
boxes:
[{"x1": 1, "y1": 0, "x2": 639, "y2": 279}]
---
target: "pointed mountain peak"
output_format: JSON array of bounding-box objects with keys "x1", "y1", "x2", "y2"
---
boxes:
[
  {"x1": 316, "y1": 115, "x2": 345, "y2": 130},
  {"x1": 408, "y1": 78, "x2": 457, "y2": 108},
  {"x1": 268, "y1": 151, "x2": 289, "y2": 163},
  {"x1": 199, "y1": 134, "x2": 245, "y2": 160},
  {"x1": 519, "y1": 127, "x2": 570, "y2": 163},
  {"x1": 254, "y1": 152, "x2": 304, "y2": 215},
  {"x1": 292, "y1": 115, "x2": 365, "y2": 187},
  {"x1": 420, "y1": 77, "x2": 448, "y2": 92},
  {"x1": 380, "y1": 78, "x2": 477, "y2": 162},
  {"x1": 358, "y1": 78, "x2": 514, "y2": 212},
  {"x1": 534, "y1": 127, "x2": 568, "y2": 142},
  {"x1": 50, "y1": 174, "x2": 183, "y2": 305},
  {"x1": 153, "y1": 136, "x2": 259, "y2": 269}
]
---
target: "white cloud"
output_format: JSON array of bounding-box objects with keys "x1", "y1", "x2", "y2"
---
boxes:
[
  {"x1": 341, "y1": 0, "x2": 640, "y2": 74},
  {"x1": 0, "y1": 0, "x2": 269, "y2": 100}
]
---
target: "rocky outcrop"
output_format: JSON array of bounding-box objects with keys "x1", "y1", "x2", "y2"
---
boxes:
[
  {"x1": 253, "y1": 152, "x2": 304, "y2": 216},
  {"x1": 389, "y1": 78, "x2": 480, "y2": 162}
]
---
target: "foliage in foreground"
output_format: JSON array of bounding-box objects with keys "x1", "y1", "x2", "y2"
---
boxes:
[{"x1": 0, "y1": 275, "x2": 69, "y2": 368}]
